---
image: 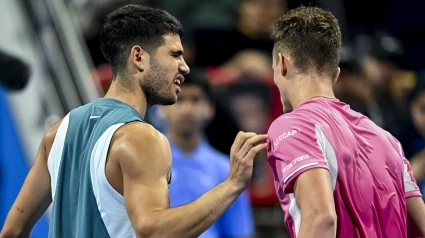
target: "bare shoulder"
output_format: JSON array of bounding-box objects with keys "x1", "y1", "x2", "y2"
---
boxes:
[
  {"x1": 44, "y1": 118, "x2": 64, "y2": 155},
  {"x1": 110, "y1": 122, "x2": 172, "y2": 173},
  {"x1": 112, "y1": 121, "x2": 170, "y2": 151}
]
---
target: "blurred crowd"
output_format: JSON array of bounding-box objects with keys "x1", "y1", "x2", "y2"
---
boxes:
[
  {"x1": 2, "y1": 0, "x2": 425, "y2": 237},
  {"x1": 74, "y1": 0, "x2": 425, "y2": 237}
]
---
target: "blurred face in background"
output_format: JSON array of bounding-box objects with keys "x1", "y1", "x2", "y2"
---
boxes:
[
  {"x1": 360, "y1": 56, "x2": 398, "y2": 91},
  {"x1": 411, "y1": 90, "x2": 425, "y2": 138},
  {"x1": 239, "y1": 0, "x2": 286, "y2": 38},
  {"x1": 161, "y1": 84, "x2": 214, "y2": 137},
  {"x1": 333, "y1": 69, "x2": 372, "y2": 103},
  {"x1": 230, "y1": 93, "x2": 269, "y2": 134}
]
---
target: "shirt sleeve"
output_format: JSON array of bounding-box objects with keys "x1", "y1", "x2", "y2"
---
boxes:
[
  {"x1": 396, "y1": 140, "x2": 422, "y2": 198},
  {"x1": 267, "y1": 117, "x2": 329, "y2": 196}
]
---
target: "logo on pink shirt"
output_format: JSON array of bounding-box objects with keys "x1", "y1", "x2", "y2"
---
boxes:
[
  {"x1": 273, "y1": 127, "x2": 301, "y2": 148},
  {"x1": 282, "y1": 155, "x2": 310, "y2": 172}
]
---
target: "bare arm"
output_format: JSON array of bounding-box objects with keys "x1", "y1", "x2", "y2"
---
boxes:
[
  {"x1": 407, "y1": 197, "x2": 425, "y2": 237},
  {"x1": 0, "y1": 120, "x2": 61, "y2": 238},
  {"x1": 409, "y1": 149, "x2": 425, "y2": 182},
  {"x1": 295, "y1": 168, "x2": 337, "y2": 238},
  {"x1": 113, "y1": 123, "x2": 267, "y2": 238}
]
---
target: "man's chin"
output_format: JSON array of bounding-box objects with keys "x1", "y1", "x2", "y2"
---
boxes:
[
  {"x1": 159, "y1": 100, "x2": 176, "y2": 106},
  {"x1": 154, "y1": 95, "x2": 178, "y2": 106}
]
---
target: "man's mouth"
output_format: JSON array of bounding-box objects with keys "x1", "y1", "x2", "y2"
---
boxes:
[
  {"x1": 173, "y1": 79, "x2": 181, "y2": 85},
  {"x1": 174, "y1": 75, "x2": 185, "y2": 86}
]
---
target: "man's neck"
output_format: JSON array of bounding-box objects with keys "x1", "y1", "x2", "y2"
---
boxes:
[
  {"x1": 170, "y1": 130, "x2": 202, "y2": 155},
  {"x1": 104, "y1": 78, "x2": 148, "y2": 118},
  {"x1": 290, "y1": 75, "x2": 336, "y2": 110}
]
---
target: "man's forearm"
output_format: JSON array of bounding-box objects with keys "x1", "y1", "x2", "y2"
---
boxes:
[
  {"x1": 138, "y1": 179, "x2": 243, "y2": 238},
  {"x1": 297, "y1": 214, "x2": 337, "y2": 238},
  {"x1": 0, "y1": 225, "x2": 30, "y2": 238},
  {"x1": 407, "y1": 196, "x2": 425, "y2": 236}
]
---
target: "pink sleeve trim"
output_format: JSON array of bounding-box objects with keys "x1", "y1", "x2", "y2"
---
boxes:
[
  {"x1": 282, "y1": 163, "x2": 329, "y2": 188},
  {"x1": 405, "y1": 190, "x2": 422, "y2": 199}
]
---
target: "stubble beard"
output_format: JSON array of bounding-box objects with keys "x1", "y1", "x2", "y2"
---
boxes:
[{"x1": 142, "y1": 58, "x2": 177, "y2": 106}]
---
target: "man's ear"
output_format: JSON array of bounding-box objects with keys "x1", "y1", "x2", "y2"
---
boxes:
[
  {"x1": 333, "y1": 67, "x2": 341, "y2": 85},
  {"x1": 279, "y1": 53, "x2": 288, "y2": 78},
  {"x1": 129, "y1": 45, "x2": 147, "y2": 72}
]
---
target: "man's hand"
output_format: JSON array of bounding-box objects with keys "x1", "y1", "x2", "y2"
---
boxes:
[{"x1": 228, "y1": 132, "x2": 268, "y2": 190}]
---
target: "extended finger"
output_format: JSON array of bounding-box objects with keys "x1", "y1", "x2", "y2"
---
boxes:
[
  {"x1": 245, "y1": 143, "x2": 268, "y2": 160},
  {"x1": 231, "y1": 131, "x2": 257, "y2": 152},
  {"x1": 239, "y1": 134, "x2": 268, "y2": 156}
]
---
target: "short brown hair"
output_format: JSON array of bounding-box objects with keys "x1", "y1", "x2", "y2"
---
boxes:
[{"x1": 271, "y1": 6, "x2": 341, "y2": 77}]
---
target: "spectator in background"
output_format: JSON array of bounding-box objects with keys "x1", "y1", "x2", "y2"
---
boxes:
[
  {"x1": 401, "y1": 74, "x2": 425, "y2": 183},
  {"x1": 152, "y1": 0, "x2": 239, "y2": 64},
  {"x1": 194, "y1": 0, "x2": 286, "y2": 68},
  {"x1": 400, "y1": 73, "x2": 425, "y2": 238},
  {"x1": 334, "y1": 44, "x2": 376, "y2": 120},
  {"x1": 204, "y1": 91, "x2": 241, "y2": 156},
  {"x1": 357, "y1": 32, "x2": 409, "y2": 139},
  {"x1": 226, "y1": 79, "x2": 284, "y2": 237},
  {"x1": 227, "y1": 79, "x2": 271, "y2": 135},
  {"x1": 160, "y1": 68, "x2": 254, "y2": 238}
]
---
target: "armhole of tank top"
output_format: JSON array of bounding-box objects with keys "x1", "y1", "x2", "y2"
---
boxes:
[
  {"x1": 47, "y1": 113, "x2": 70, "y2": 201},
  {"x1": 91, "y1": 123, "x2": 126, "y2": 205},
  {"x1": 91, "y1": 119, "x2": 144, "y2": 205}
]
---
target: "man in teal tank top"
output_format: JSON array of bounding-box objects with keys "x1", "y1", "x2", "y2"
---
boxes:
[{"x1": 0, "y1": 4, "x2": 268, "y2": 238}]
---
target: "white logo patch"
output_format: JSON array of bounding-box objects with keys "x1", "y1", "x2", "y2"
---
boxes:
[
  {"x1": 282, "y1": 155, "x2": 310, "y2": 173},
  {"x1": 273, "y1": 127, "x2": 301, "y2": 148}
]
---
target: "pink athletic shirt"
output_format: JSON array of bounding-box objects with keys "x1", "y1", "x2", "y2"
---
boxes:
[{"x1": 267, "y1": 98, "x2": 422, "y2": 238}]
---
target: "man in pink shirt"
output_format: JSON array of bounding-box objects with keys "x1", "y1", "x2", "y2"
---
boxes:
[{"x1": 267, "y1": 6, "x2": 425, "y2": 238}]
